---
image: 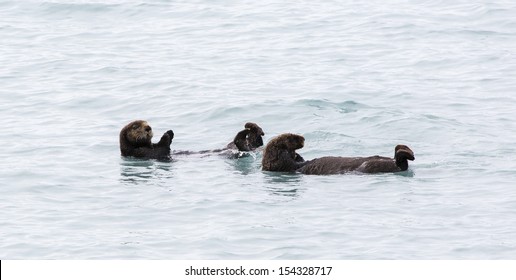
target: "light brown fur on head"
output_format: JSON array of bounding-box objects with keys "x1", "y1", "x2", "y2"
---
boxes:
[
  {"x1": 119, "y1": 120, "x2": 174, "y2": 159},
  {"x1": 122, "y1": 120, "x2": 153, "y2": 147}
]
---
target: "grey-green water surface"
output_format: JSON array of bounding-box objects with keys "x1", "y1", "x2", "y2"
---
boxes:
[{"x1": 1, "y1": 0, "x2": 516, "y2": 259}]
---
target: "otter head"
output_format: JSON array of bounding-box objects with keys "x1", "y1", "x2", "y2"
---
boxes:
[
  {"x1": 394, "y1": 144, "x2": 415, "y2": 161},
  {"x1": 244, "y1": 122, "x2": 265, "y2": 148},
  {"x1": 274, "y1": 133, "x2": 304, "y2": 151},
  {"x1": 394, "y1": 144, "x2": 415, "y2": 171},
  {"x1": 262, "y1": 133, "x2": 305, "y2": 172},
  {"x1": 285, "y1": 134, "x2": 304, "y2": 150},
  {"x1": 122, "y1": 120, "x2": 154, "y2": 147}
]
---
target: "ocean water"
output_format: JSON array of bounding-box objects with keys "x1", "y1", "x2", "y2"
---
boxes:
[{"x1": 1, "y1": 0, "x2": 516, "y2": 259}]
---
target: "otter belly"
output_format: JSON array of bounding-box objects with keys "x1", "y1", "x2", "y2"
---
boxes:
[{"x1": 298, "y1": 156, "x2": 399, "y2": 175}]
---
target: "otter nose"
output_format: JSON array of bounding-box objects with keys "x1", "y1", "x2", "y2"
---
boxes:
[{"x1": 145, "y1": 126, "x2": 152, "y2": 132}]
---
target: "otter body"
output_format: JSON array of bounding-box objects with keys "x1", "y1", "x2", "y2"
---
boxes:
[
  {"x1": 119, "y1": 120, "x2": 174, "y2": 159},
  {"x1": 262, "y1": 133, "x2": 414, "y2": 175},
  {"x1": 173, "y1": 122, "x2": 265, "y2": 157}
]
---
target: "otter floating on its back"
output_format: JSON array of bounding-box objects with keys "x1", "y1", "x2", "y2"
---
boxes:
[
  {"x1": 228, "y1": 122, "x2": 265, "y2": 152},
  {"x1": 119, "y1": 120, "x2": 174, "y2": 160},
  {"x1": 120, "y1": 120, "x2": 266, "y2": 159},
  {"x1": 174, "y1": 122, "x2": 266, "y2": 157}
]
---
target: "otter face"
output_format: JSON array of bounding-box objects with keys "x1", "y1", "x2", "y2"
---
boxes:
[
  {"x1": 284, "y1": 134, "x2": 305, "y2": 150},
  {"x1": 125, "y1": 120, "x2": 153, "y2": 146},
  {"x1": 395, "y1": 144, "x2": 415, "y2": 160}
]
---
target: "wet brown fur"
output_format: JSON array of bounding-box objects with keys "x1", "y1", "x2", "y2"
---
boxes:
[
  {"x1": 261, "y1": 133, "x2": 307, "y2": 172},
  {"x1": 298, "y1": 144, "x2": 414, "y2": 174},
  {"x1": 262, "y1": 133, "x2": 414, "y2": 175},
  {"x1": 229, "y1": 122, "x2": 265, "y2": 151},
  {"x1": 119, "y1": 120, "x2": 174, "y2": 159}
]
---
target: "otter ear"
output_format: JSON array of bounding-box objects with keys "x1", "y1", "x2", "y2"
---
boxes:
[{"x1": 121, "y1": 127, "x2": 132, "y2": 141}]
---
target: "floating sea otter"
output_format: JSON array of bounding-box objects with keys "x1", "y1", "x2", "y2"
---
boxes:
[
  {"x1": 261, "y1": 133, "x2": 307, "y2": 172},
  {"x1": 262, "y1": 133, "x2": 414, "y2": 174},
  {"x1": 226, "y1": 122, "x2": 265, "y2": 152},
  {"x1": 119, "y1": 120, "x2": 174, "y2": 159},
  {"x1": 174, "y1": 122, "x2": 266, "y2": 156},
  {"x1": 120, "y1": 121, "x2": 265, "y2": 159}
]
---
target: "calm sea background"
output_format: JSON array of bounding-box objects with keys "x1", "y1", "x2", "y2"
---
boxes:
[{"x1": 1, "y1": 0, "x2": 516, "y2": 259}]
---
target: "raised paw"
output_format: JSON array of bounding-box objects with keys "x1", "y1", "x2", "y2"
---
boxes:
[
  {"x1": 233, "y1": 129, "x2": 251, "y2": 151},
  {"x1": 157, "y1": 130, "x2": 173, "y2": 146}
]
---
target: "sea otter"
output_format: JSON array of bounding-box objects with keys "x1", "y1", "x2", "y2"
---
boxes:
[
  {"x1": 262, "y1": 133, "x2": 414, "y2": 174},
  {"x1": 227, "y1": 122, "x2": 265, "y2": 151},
  {"x1": 261, "y1": 133, "x2": 307, "y2": 172},
  {"x1": 173, "y1": 122, "x2": 266, "y2": 157},
  {"x1": 119, "y1": 120, "x2": 174, "y2": 159}
]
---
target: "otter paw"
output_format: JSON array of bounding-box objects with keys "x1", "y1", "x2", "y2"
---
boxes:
[
  {"x1": 295, "y1": 153, "x2": 305, "y2": 162},
  {"x1": 166, "y1": 130, "x2": 174, "y2": 139},
  {"x1": 233, "y1": 129, "x2": 251, "y2": 151},
  {"x1": 158, "y1": 132, "x2": 173, "y2": 146}
]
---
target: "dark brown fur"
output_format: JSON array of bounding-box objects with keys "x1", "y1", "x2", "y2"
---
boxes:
[
  {"x1": 262, "y1": 133, "x2": 414, "y2": 175},
  {"x1": 229, "y1": 122, "x2": 265, "y2": 151},
  {"x1": 261, "y1": 133, "x2": 307, "y2": 172},
  {"x1": 298, "y1": 144, "x2": 414, "y2": 174},
  {"x1": 119, "y1": 120, "x2": 174, "y2": 159}
]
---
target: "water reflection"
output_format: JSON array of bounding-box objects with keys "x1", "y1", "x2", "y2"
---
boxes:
[
  {"x1": 226, "y1": 153, "x2": 259, "y2": 175},
  {"x1": 119, "y1": 157, "x2": 174, "y2": 184},
  {"x1": 394, "y1": 169, "x2": 415, "y2": 177},
  {"x1": 263, "y1": 172, "x2": 304, "y2": 197}
]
